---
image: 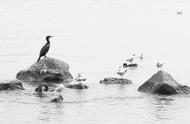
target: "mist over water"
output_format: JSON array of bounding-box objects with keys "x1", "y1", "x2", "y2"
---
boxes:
[{"x1": 0, "y1": 0, "x2": 190, "y2": 124}]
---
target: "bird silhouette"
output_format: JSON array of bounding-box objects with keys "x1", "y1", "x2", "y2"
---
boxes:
[{"x1": 37, "y1": 35, "x2": 53, "y2": 62}]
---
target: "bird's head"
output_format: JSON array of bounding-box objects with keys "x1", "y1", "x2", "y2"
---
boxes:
[{"x1": 46, "y1": 35, "x2": 53, "y2": 41}]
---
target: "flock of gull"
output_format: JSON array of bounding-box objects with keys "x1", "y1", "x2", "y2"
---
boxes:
[{"x1": 34, "y1": 35, "x2": 165, "y2": 102}]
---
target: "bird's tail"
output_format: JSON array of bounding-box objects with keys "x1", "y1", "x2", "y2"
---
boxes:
[{"x1": 37, "y1": 56, "x2": 41, "y2": 62}]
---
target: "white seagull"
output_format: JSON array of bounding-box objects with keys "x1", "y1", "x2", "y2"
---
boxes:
[
  {"x1": 156, "y1": 62, "x2": 164, "y2": 70},
  {"x1": 117, "y1": 66, "x2": 127, "y2": 78},
  {"x1": 177, "y1": 10, "x2": 183, "y2": 15}
]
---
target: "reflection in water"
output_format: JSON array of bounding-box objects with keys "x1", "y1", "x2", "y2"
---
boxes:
[
  {"x1": 39, "y1": 106, "x2": 51, "y2": 122},
  {"x1": 38, "y1": 103, "x2": 65, "y2": 122},
  {"x1": 152, "y1": 96, "x2": 175, "y2": 122}
]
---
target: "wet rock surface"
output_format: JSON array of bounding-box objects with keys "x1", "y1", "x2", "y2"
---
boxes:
[
  {"x1": 16, "y1": 57, "x2": 73, "y2": 83},
  {"x1": 66, "y1": 83, "x2": 88, "y2": 89},
  {"x1": 138, "y1": 70, "x2": 190, "y2": 95},
  {"x1": 0, "y1": 80, "x2": 24, "y2": 91},
  {"x1": 99, "y1": 77, "x2": 133, "y2": 85}
]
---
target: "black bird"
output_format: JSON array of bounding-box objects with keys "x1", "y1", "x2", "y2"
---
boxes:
[{"x1": 37, "y1": 35, "x2": 53, "y2": 62}]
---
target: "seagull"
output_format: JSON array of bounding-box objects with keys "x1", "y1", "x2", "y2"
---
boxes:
[
  {"x1": 54, "y1": 84, "x2": 65, "y2": 93},
  {"x1": 156, "y1": 62, "x2": 164, "y2": 70},
  {"x1": 117, "y1": 66, "x2": 127, "y2": 78},
  {"x1": 50, "y1": 84, "x2": 65, "y2": 102},
  {"x1": 40, "y1": 64, "x2": 47, "y2": 74},
  {"x1": 75, "y1": 73, "x2": 87, "y2": 83},
  {"x1": 126, "y1": 58, "x2": 134, "y2": 63},
  {"x1": 139, "y1": 53, "x2": 144, "y2": 61},
  {"x1": 177, "y1": 10, "x2": 183, "y2": 15}
]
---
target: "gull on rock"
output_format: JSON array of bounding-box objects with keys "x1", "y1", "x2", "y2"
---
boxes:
[
  {"x1": 75, "y1": 73, "x2": 87, "y2": 83},
  {"x1": 156, "y1": 62, "x2": 164, "y2": 70}
]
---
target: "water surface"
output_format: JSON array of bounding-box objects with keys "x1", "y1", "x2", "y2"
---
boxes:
[{"x1": 0, "y1": 0, "x2": 190, "y2": 124}]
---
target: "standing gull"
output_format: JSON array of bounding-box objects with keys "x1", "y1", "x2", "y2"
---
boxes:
[
  {"x1": 117, "y1": 66, "x2": 127, "y2": 78},
  {"x1": 75, "y1": 73, "x2": 87, "y2": 83},
  {"x1": 156, "y1": 62, "x2": 164, "y2": 70},
  {"x1": 37, "y1": 35, "x2": 53, "y2": 62}
]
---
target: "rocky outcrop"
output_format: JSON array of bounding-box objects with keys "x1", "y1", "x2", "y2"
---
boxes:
[
  {"x1": 16, "y1": 57, "x2": 73, "y2": 82},
  {"x1": 138, "y1": 70, "x2": 190, "y2": 95},
  {"x1": 66, "y1": 83, "x2": 88, "y2": 89},
  {"x1": 99, "y1": 77, "x2": 132, "y2": 85},
  {"x1": 0, "y1": 80, "x2": 24, "y2": 90}
]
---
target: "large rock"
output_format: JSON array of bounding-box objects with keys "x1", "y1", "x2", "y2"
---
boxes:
[
  {"x1": 66, "y1": 83, "x2": 88, "y2": 89},
  {"x1": 99, "y1": 77, "x2": 132, "y2": 85},
  {"x1": 138, "y1": 71, "x2": 190, "y2": 95},
  {"x1": 16, "y1": 57, "x2": 73, "y2": 82},
  {"x1": 0, "y1": 80, "x2": 24, "y2": 90}
]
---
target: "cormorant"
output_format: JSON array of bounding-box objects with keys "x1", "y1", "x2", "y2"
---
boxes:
[{"x1": 37, "y1": 35, "x2": 53, "y2": 62}]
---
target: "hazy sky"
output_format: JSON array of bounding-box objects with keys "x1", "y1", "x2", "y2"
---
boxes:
[
  {"x1": 0, "y1": 0, "x2": 189, "y2": 57},
  {"x1": 0, "y1": 0, "x2": 190, "y2": 81}
]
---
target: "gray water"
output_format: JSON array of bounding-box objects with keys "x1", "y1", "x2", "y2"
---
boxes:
[{"x1": 1, "y1": 0, "x2": 190, "y2": 124}]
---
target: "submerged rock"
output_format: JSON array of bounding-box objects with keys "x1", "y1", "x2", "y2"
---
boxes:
[
  {"x1": 138, "y1": 70, "x2": 190, "y2": 95},
  {"x1": 99, "y1": 77, "x2": 132, "y2": 85},
  {"x1": 16, "y1": 57, "x2": 73, "y2": 82},
  {"x1": 66, "y1": 83, "x2": 88, "y2": 89},
  {"x1": 0, "y1": 80, "x2": 24, "y2": 90},
  {"x1": 51, "y1": 94, "x2": 64, "y2": 103}
]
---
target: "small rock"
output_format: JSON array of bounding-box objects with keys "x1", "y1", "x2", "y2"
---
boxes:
[
  {"x1": 0, "y1": 80, "x2": 24, "y2": 91},
  {"x1": 66, "y1": 83, "x2": 88, "y2": 89},
  {"x1": 99, "y1": 77, "x2": 132, "y2": 84},
  {"x1": 16, "y1": 57, "x2": 73, "y2": 83},
  {"x1": 51, "y1": 94, "x2": 64, "y2": 103},
  {"x1": 138, "y1": 70, "x2": 190, "y2": 95}
]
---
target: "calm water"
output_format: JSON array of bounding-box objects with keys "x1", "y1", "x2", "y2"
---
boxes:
[{"x1": 1, "y1": 0, "x2": 190, "y2": 124}]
